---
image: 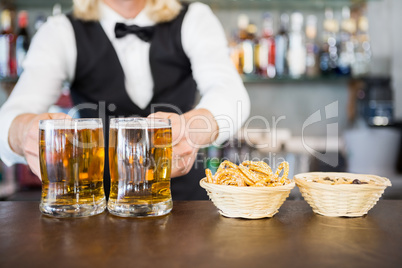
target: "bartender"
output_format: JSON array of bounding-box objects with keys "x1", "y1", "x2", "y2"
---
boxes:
[{"x1": 0, "y1": 0, "x2": 250, "y2": 200}]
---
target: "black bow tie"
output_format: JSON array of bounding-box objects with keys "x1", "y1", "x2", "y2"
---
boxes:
[{"x1": 114, "y1": 23, "x2": 155, "y2": 42}]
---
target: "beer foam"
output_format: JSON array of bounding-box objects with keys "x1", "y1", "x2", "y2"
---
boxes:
[
  {"x1": 39, "y1": 119, "x2": 102, "y2": 130},
  {"x1": 110, "y1": 119, "x2": 170, "y2": 129}
]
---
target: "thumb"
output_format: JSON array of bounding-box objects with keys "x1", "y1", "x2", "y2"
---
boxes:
[
  {"x1": 48, "y1": 113, "x2": 71, "y2": 120},
  {"x1": 148, "y1": 112, "x2": 171, "y2": 119}
]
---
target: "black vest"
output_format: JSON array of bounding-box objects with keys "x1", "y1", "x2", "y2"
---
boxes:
[
  {"x1": 66, "y1": 4, "x2": 208, "y2": 200},
  {"x1": 67, "y1": 3, "x2": 197, "y2": 120}
]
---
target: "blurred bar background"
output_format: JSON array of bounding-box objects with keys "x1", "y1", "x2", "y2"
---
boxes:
[{"x1": 0, "y1": 0, "x2": 401, "y2": 200}]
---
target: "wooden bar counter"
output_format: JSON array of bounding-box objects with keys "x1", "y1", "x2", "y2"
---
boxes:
[{"x1": 1, "y1": 200, "x2": 401, "y2": 268}]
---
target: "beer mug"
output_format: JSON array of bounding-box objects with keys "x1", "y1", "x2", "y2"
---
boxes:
[
  {"x1": 108, "y1": 118, "x2": 173, "y2": 217},
  {"x1": 39, "y1": 118, "x2": 106, "y2": 217}
]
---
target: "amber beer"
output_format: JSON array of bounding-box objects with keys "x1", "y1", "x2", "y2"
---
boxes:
[
  {"x1": 39, "y1": 119, "x2": 106, "y2": 217},
  {"x1": 108, "y1": 118, "x2": 173, "y2": 217}
]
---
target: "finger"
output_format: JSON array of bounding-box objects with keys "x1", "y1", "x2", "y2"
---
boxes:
[
  {"x1": 24, "y1": 126, "x2": 41, "y2": 156},
  {"x1": 173, "y1": 141, "x2": 195, "y2": 158},
  {"x1": 149, "y1": 112, "x2": 181, "y2": 129},
  {"x1": 49, "y1": 113, "x2": 71, "y2": 120},
  {"x1": 23, "y1": 140, "x2": 39, "y2": 157},
  {"x1": 171, "y1": 157, "x2": 195, "y2": 177},
  {"x1": 171, "y1": 150, "x2": 197, "y2": 178},
  {"x1": 171, "y1": 161, "x2": 188, "y2": 178},
  {"x1": 27, "y1": 126, "x2": 39, "y2": 141},
  {"x1": 26, "y1": 154, "x2": 41, "y2": 180},
  {"x1": 148, "y1": 112, "x2": 171, "y2": 119},
  {"x1": 149, "y1": 112, "x2": 184, "y2": 144},
  {"x1": 171, "y1": 154, "x2": 186, "y2": 178},
  {"x1": 168, "y1": 114, "x2": 185, "y2": 144}
]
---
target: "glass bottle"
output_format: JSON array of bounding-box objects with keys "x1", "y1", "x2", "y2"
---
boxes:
[
  {"x1": 53, "y1": 3, "x2": 62, "y2": 16},
  {"x1": 305, "y1": 15, "x2": 320, "y2": 77},
  {"x1": 275, "y1": 13, "x2": 289, "y2": 77},
  {"x1": 0, "y1": 10, "x2": 17, "y2": 78},
  {"x1": 241, "y1": 20, "x2": 258, "y2": 76},
  {"x1": 236, "y1": 14, "x2": 248, "y2": 75},
  {"x1": 228, "y1": 30, "x2": 242, "y2": 74},
  {"x1": 337, "y1": 7, "x2": 356, "y2": 76},
  {"x1": 16, "y1": 11, "x2": 30, "y2": 76},
  {"x1": 352, "y1": 10, "x2": 371, "y2": 76},
  {"x1": 258, "y1": 12, "x2": 276, "y2": 78},
  {"x1": 287, "y1": 12, "x2": 306, "y2": 78},
  {"x1": 319, "y1": 8, "x2": 339, "y2": 75},
  {"x1": 34, "y1": 14, "x2": 47, "y2": 33}
]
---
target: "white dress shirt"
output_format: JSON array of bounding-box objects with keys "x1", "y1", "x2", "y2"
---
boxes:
[{"x1": 0, "y1": 2, "x2": 250, "y2": 166}]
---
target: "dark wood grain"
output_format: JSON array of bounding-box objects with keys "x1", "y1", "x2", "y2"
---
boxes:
[{"x1": 1, "y1": 200, "x2": 401, "y2": 268}]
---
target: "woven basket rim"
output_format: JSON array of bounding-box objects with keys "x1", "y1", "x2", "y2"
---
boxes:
[
  {"x1": 294, "y1": 172, "x2": 391, "y2": 191},
  {"x1": 199, "y1": 178, "x2": 295, "y2": 193}
]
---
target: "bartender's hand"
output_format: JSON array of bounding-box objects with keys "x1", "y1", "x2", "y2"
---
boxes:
[
  {"x1": 8, "y1": 113, "x2": 71, "y2": 179},
  {"x1": 149, "y1": 109, "x2": 219, "y2": 178}
]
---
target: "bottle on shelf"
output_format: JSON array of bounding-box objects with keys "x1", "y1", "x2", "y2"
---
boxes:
[
  {"x1": 352, "y1": 9, "x2": 371, "y2": 76},
  {"x1": 229, "y1": 30, "x2": 242, "y2": 74},
  {"x1": 305, "y1": 15, "x2": 320, "y2": 77},
  {"x1": 258, "y1": 12, "x2": 276, "y2": 78},
  {"x1": 287, "y1": 12, "x2": 306, "y2": 78},
  {"x1": 233, "y1": 14, "x2": 249, "y2": 75},
  {"x1": 319, "y1": 8, "x2": 339, "y2": 76},
  {"x1": 241, "y1": 20, "x2": 258, "y2": 76},
  {"x1": 337, "y1": 6, "x2": 356, "y2": 76},
  {"x1": 275, "y1": 13, "x2": 289, "y2": 77},
  {"x1": 16, "y1": 11, "x2": 30, "y2": 76},
  {"x1": 0, "y1": 10, "x2": 17, "y2": 78},
  {"x1": 228, "y1": 4, "x2": 371, "y2": 81},
  {"x1": 228, "y1": 14, "x2": 249, "y2": 74},
  {"x1": 53, "y1": 3, "x2": 62, "y2": 16},
  {"x1": 34, "y1": 14, "x2": 47, "y2": 33}
]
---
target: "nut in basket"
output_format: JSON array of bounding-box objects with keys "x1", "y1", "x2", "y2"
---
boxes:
[
  {"x1": 294, "y1": 172, "x2": 392, "y2": 217},
  {"x1": 200, "y1": 160, "x2": 295, "y2": 219}
]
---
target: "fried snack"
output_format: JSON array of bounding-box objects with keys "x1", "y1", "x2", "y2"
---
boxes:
[
  {"x1": 205, "y1": 160, "x2": 291, "y2": 187},
  {"x1": 242, "y1": 161, "x2": 275, "y2": 185},
  {"x1": 242, "y1": 160, "x2": 270, "y2": 169},
  {"x1": 219, "y1": 175, "x2": 246, "y2": 187},
  {"x1": 274, "y1": 161, "x2": 289, "y2": 184},
  {"x1": 206, "y1": 169, "x2": 214, "y2": 183},
  {"x1": 311, "y1": 176, "x2": 375, "y2": 185},
  {"x1": 244, "y1": 161, "x2": 273, "y2": 177},
  {"x1": 218, "y1": 160, "x2": 239, "y2": 171},
  {"x1": 215, "y1": 160, "x2": 250, "y2": 186},
  {"x1": 215, "y1": 169, "x2": 246, "y2": 186},
  {"x1": 238, "y1": 164, "x2": 261, "y2": 185}
]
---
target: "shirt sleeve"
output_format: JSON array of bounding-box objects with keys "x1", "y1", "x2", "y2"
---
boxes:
[
  {"x1": 181, "y1": 2, "x2": 250, "y2": 145},
  {"x1": 0, "y1": 14, "x2": 76, "y2": 166}
]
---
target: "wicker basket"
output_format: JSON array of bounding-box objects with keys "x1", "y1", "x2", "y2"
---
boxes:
[
  {"x1": 294, "y1": 172, "x2": 391, "y2": 217},
  {"x1": 200, "y1": 178, "x2": 295, "y2": 219}
]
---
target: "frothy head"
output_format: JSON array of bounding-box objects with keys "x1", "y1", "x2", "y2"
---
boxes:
[
  {"x1": 39, "y1": 118, "x2": 103, "y2": 130},
  {"x1": 110, "y1": 118, "x2": 171, "y2": 129}
]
